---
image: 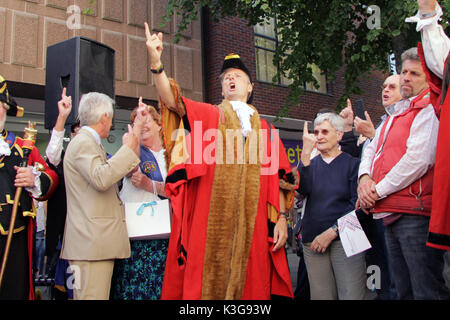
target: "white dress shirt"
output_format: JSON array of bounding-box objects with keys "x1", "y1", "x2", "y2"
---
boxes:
[{"x1": 45, "y1": 128, "x2": 65, "y2": 167}]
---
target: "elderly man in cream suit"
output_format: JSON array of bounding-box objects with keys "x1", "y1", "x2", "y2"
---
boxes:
[{"x1": 61, "y1": 92, "x2": 142, "y2": 300}]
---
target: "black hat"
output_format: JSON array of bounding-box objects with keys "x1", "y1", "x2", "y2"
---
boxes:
[
  {"x1": 0, "y1": 75, "x2": 24, "y2": 117},
  {"x1": 221, "y1": 53, "x2": 254, "y2": 104}
]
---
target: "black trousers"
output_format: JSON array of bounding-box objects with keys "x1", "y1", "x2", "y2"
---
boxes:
[{"x1": 0, "y1": 230, "x2": 30, "y2": 300}]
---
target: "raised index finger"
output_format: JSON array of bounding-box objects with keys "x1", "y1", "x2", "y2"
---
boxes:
[
  {"x1": 144, "y1": 22, "x2": 151, "y2": 40},
  {"x1": 303, "y1": 121, "x2": 309, "y2": 135}
]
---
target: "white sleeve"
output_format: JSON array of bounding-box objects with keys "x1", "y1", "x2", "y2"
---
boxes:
[
  {"x1": 358, "y1": 124, "x2": 381, "y2": 179},
  {"x1": 421, "y1": 21, "x2": 450, "y2": 79},
  {"x1": 45, "y1": 128, "x2": 65, "y2": 167},
  {"x1": 375, "y1": 105, "x2": 439, "y2": 198},
  {"x1": 406, "y1": 2, "x2": 450, "y2": 79}
]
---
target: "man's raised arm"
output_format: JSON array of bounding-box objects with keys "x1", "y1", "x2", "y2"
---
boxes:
[
  {"x1": 407, "y1": 0, "x2": 450, "y2": 79},
  {"x1": 145, "y1": 22, "x2": 184, "y2": 116}
]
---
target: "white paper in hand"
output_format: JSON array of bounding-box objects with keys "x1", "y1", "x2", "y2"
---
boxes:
[{"x1": 337, "y1": 210, "x2": 371, "y2": 257}]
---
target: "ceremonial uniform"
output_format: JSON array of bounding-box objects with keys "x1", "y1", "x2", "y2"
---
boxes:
[
  {"x1": 0, "y1": 132, "x2": 58, "y2": 299},
  {"x1": 0, "y1": 75, "x2": 58, "y2": 300},
  {"x1": 418, "y1": 45, "x2": 450, "y2": 251}
]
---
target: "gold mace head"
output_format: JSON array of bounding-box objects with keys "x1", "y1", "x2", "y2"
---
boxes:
[
  {"x1": 34, "y1": 162, "x2": 46, "y2": 172},
  {"x1": 23, "y1": 121, "x2": 37, "y2": 141}
]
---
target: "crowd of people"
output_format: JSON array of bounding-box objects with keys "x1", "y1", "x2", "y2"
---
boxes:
[{"x1": 0, "y1": 0, "x2": 449, "y2": 300}]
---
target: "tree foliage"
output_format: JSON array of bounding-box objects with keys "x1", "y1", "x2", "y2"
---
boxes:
[{"x1": 163, "y1": 0, "x2": 450, "y2": 114}]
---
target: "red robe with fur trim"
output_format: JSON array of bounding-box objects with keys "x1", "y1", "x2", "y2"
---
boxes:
[
  {"x1": 418, "y1": 43, "x2": 450, "y2": 250},
  {"x1": 161, "y1": 96, "x2": 295, "y2": 299}
]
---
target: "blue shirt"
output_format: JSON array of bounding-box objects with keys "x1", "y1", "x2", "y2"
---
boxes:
[{"x1": 299, "y1": 152, "x2": 360, "y2": 243}]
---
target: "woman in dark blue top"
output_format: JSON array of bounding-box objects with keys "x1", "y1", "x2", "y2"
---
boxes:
[{"x1": 299, "y1": 113, "x2": 368, "y2": 300}]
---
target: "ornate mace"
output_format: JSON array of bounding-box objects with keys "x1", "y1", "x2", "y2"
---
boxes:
[{"x1": 0, "y1": 121, "x2": 38, "y2": 289}]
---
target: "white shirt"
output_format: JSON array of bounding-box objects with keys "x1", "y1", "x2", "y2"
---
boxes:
[
  {"x1": 82, "y1": 126, "x2": 101, "y2": 145},
  {"x1": 229, "y1": 101, "x2": 255, "y2": 137},
  {"x1": 45, "y1": 128, "x2": 65, "y2": 167},
  {"x1": 0, "y1": 135, "x2": 11, "y2": 156},
  {"x1": 35, "y1": 201, "x2": 46, "y2": 233},
  {"x1": 120, "y1": 148, "x2": 167, "y2": 203},
  {"x1": 358, "y1": 96, "x2": 439, "y2": 218}
]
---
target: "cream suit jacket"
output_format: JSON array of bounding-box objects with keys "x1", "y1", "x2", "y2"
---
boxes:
[{"x1": 61, "y1": 128, "x2": 140, "y2": 260}]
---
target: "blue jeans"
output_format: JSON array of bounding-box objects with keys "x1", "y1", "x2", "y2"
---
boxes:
[
  {"x1": 358, "y1": 212, "x2": 396, "y2": 300},
  {"x1": 385, "y1": 214, "x2": 450, "y2": 300},
  {"x1": 35, "y1": 230, "x2": 46, "y2": 276}
]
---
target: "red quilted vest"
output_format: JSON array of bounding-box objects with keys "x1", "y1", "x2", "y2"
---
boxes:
[{"x1": 371, "y1": 89, "x2": 434, "y2": 216}]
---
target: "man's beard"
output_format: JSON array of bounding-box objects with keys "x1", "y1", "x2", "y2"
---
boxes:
[{"x1": 400, "y1": 87, "x2": 413, "y2": 99}]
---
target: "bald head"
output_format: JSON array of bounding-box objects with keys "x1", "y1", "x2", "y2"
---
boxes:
[{"x1": 382, "y1": 74, "x2": 401, "y2": 107}]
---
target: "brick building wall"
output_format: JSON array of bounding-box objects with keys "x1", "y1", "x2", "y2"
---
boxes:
[
  {"x1": 0, "y1": 0, "x2": 203, "y2": 104},
  {"x1": 203, "y1": 10, "x2": 388, "y2": 125},
  {"x1": 0, "y1": 0, "x2": 202, "y2": 153}
]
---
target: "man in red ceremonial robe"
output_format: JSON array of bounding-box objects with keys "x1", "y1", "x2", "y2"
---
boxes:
[
  {"x1": 407, "y1": 0, "x2": 450, "y2": 250},
  {"x1": 144, "y1": 23, "x2": 298, "y2": 299},
  {"x1": 0, "y1": 75, "x2": 58, "y2": 299}
]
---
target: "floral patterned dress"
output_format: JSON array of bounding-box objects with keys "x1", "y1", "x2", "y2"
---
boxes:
[{"x1": 111, "y1": 148, "x2": 168, "y2": 300}]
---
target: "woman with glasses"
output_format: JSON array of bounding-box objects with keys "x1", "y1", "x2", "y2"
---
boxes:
[
  {"x1": 111, "y1": 99, "x2": 168, "y2": 300},
  {"x1": 298, "y1": 112, "x2": 368, "y2": 300}
]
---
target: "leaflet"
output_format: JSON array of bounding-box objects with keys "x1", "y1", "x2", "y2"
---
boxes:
[{"x1": 337, "y1": 210, "x2": 372, "y2": 257}]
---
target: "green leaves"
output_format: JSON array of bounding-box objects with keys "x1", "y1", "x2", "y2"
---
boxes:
[
  {"x1": 162, "y1": 0, "x2": 450, "y2": 115},
  {"x1": 81, "y1": 0, "x2": 96, "y2": 15}
]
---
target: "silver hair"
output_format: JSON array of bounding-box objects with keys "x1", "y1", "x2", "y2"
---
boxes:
[
  {"x1": 314, "y1": 112, "x2": 345, "y2": 132},
  {"x1": 401, "y1": 47, "x2": 420, "y2": 64},
  {"x1": 77, "y1": 92, "x2": 114, "y2": 126}
]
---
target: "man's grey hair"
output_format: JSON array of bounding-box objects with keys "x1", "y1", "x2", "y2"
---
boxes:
[
  {"x1": 401, "y1": 47, "x2": 420, "y2": 64},
  {"x1": 314, "y1": 112, "x2": 345, "y2": 132},
  {"x1": 77, "y1": 92, "x2": 114, "y2": 126}
]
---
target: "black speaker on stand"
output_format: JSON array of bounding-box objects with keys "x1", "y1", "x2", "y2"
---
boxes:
[{"x1": 44, "y1": 36, "x2": 115, "y2": 130}]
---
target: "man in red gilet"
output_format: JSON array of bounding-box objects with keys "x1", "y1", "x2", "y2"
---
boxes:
[{"x1": 356, "y1": 44, "x2": 450, "y2": 299}]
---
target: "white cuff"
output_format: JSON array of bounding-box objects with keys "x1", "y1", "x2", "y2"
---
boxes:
[
  {"x1": 375, "y1": 181, "x2": 388, "y2": 200},
  {"x1": 405, "y1": 2, "x2": 443, "y2": 32},
  {"x1": 25, "y1": 166, "x2": 42, "y2": 198}
]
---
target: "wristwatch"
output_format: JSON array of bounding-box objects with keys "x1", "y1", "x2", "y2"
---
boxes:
[
  {"x1": 279, "y1": 211, "x2": 289, "y2": 219},
  {"x1": 420, "y1": 11, "x2": 436, "y2": 19},
  {"x1": 331, "y1": 223, "x2": 339, "y2": 235}
]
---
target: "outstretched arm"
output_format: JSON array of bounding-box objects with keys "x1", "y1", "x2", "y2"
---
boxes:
[
  {"x1": 145, "y1": 22, "x2": 183, "y2": 116},
  {"x1": 409, "y1": 0, "x2": 450, "y2": 79},
  {"x1": 46, "y1": 87, "x2": 72, "y2": 166}
]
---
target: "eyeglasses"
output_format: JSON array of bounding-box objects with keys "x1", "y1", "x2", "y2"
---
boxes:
[
  {"x1": 314, "y1": 129, "x2": 330, "y2": 136},
  {"x1": 381, "y1": 84, "x2": 397, "y2": 91}
]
